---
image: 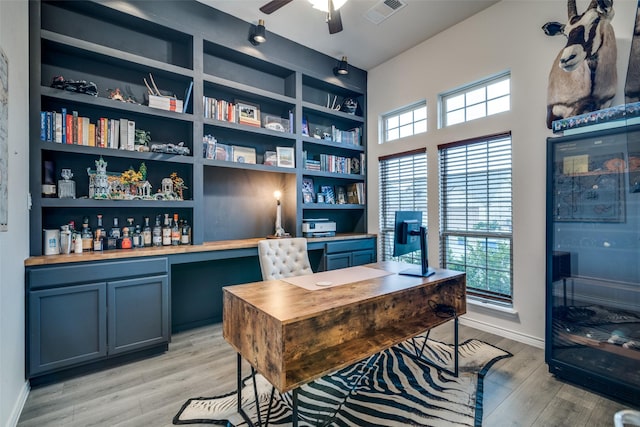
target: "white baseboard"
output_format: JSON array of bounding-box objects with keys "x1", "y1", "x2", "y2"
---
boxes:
[
  {"x1": 6, "y1": 381, "x2": 29, "y2": 427},
  {"x1": 460, "y1": 317, "x2": 545, "y2": 349}
]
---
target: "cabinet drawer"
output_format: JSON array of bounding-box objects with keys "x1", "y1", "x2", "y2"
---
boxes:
[
  {"x1": 28, "y1": 257, "x2": 168, "y2": 290},
  {"x1": 325, "y1": 238, "x2": 375, "y2": 254}
]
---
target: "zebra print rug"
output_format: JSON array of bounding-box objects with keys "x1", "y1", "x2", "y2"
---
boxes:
[{"x1": 173, "y1": 337, "x2": 511, "y2": 426}]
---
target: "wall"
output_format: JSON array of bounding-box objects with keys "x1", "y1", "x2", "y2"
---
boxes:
[
  {"x1": 0, "y1": 1, "x2": 30, "y2": 425},
  {"x1": 366, "y1": 0, "x2": 638, "y2": 347}
]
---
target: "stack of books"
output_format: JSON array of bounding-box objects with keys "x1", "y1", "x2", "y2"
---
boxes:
[{"x1": 148, "y1": 95, "x2": 183, "y2": 112}]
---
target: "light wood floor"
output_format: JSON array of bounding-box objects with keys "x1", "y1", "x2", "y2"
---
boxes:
[{"x1": 17, "y1": 322, "x2": 637, "y2": 427}]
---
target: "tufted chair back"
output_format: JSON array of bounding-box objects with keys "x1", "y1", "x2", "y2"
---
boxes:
[{"x1": 257, "y1": 238, "x2": 313, "y2": 280}]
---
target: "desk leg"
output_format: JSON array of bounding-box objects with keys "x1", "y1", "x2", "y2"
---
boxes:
[
  {"x1": 454, "y1": 315, "x2": 459, "y2": 377},
  {"x1": 291, "y1": 388, "x2": 299, "y2": 427}
]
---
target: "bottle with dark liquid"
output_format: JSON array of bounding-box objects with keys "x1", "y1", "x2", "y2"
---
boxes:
[
  {"x1": 94, "y1": 214, "x2": 105, "y2": 251},
  {"x1": 171, "y1": 214, "x2": 180, "y2": 246}
]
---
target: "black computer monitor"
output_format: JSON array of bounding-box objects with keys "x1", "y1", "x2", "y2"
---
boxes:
[{"x1": 393, "y1": 211, "x2": 435, "y2": 277}]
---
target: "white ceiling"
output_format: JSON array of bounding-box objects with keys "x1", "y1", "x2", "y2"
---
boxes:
[{"x1": 198, "y1": 0, "x2": 500, "y2": 71}]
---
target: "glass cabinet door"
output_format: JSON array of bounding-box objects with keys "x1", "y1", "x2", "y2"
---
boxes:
[{"x1": 547, "y1": 126, "x2": 640, "y2": 403}]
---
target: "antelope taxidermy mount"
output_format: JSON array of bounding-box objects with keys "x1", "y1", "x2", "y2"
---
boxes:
[{"x1": 543, "y1": 0, "x2": 617, "y2": 129}]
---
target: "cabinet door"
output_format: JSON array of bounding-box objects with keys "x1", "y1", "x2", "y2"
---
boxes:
[
  {"x1": 326, "y1": 253, "x2": 352, "y2": 270},
  {"x1": 351, "y1": 249, "x2": 375, "y2": 267},
  {"x1": 28, "y1": 283, "x2": 107, "y2": 377},
  {"x1": 107, "y1": 275, "x2": 169, "y2": 356}
]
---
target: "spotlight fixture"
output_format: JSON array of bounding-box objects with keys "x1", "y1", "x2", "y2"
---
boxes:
[
  {"x1": 250, "y1": 19, "x2": 267, "y2": 45},
  {"x1": 334, "y1": 56, "x2": 349, "y2": 76}
]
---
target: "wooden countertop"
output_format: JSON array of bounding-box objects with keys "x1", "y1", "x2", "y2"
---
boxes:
[{"x1": 24, "y1": 233, "x2": 377, "y2": 267}]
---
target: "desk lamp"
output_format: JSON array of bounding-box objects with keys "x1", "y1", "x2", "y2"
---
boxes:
[{"x1": 271, "y1": 190, "x2": 289, "y2": 238}]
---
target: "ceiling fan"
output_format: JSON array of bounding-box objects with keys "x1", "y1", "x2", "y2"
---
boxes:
[{"x1": 259, "y1": 0, "x2": 345, "y2": 34}]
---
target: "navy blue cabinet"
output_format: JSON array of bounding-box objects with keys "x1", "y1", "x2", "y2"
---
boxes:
[
  {"x1": 324, "y1": 238, "x2": 376, "y2": 270},
  {"x1": 26, "y1": 258, "x2": 169, "y2": 380}
]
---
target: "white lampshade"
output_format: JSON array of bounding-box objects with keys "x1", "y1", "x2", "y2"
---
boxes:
[{"x1": 308, "y1": 0, "x2": 348, "y2": 12}]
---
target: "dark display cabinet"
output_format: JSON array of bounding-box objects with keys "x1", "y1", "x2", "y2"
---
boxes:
[{"x1": 546, "y1": 124, "x2": 640, "y2": 406}]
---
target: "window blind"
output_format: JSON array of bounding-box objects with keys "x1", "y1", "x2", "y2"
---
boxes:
[
  {"x1": 439, "y1": 133, "x2": 513, "y2": 302},
  {"x1": 379, "y1": 149, "x2": 427, "y2": 262}
]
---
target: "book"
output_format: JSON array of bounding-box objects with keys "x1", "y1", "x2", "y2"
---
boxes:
[
  {"x1": 40, "y1": 112, "x2": 46, "y2": 141},
  {"x1": 112, "y1": 119, "x2": 120, "y2": 150},
  {"x1": 76, "y1": 115, "x2": 83, "y2": 146},
  {"x1": 72, "y1": 111, "x2": 78, "y2": 144},
  {"x1": 119, "y1": 118, "x2": 128, "y2": 150},
  {"x1": 54, "y1": 112, "x2": 62, "y2": 143},
  {"x1": 346, "y1": 183, "x2": 359, "y2": 204},
  {"x1": 127, "y1": 120, "x2": 135, "y2": 150},
  {"x1": 320, "y1": 185, "x2": 335, "y2": 204},
  {"x1": 65, "y1": 114, "x2": 72, "y2": 144},
  {"x1": 82, "y1": 117, "x2": 89, "y2": 146},
  {"x1": 61, "y1": 108, "x2": 67, "y2": 144},
  {"x1": 88, "y1": 123, "x2": 96, "y2": 147},
  {"x1": 183, "y1": 81, "x2": 193, "y2": 114}
]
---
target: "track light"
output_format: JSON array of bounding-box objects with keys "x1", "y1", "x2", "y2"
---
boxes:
[
  {"x1": 334, "y1": 56, "x2": 349, "y2": 76},
  {"x1": 250, "y1": 19, "x2": 267, "y2": 45}
]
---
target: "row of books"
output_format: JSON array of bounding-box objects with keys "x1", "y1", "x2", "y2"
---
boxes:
[
  {"x1": 346, "y1": 182, "x2": 366, "y2": 205},
  {"x1": 40, "y1": 109, "x2": 136, "y2": 150},
  {"x1": 148, "y1": 94, "x2": 184, "y2": 113},
  {"x1": 304, "y1": 153, "x2": 365, "y2": 175},
  {"x1": 203, "y1": 96, "x2": 241, "y2": 124}
]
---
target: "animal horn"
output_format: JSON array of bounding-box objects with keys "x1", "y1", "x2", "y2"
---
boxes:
[
  {"x1": 568, "y1": 0, "x2": 577, "y2": 18},
  {"x1": 588, "y1": 0, "x2": 598, "y2": 9}
]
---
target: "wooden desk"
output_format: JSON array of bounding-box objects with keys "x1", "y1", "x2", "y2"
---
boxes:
[{"x1": 222, "y1": 261, "x2": 466, "y2": 393}]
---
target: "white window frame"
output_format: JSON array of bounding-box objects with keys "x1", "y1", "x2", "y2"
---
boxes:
[
  {"x1": 439, "y1": 72, "x2": 510, "y2": 128},
  {"x1": 439, "y1": 132, "x2": 513, "y2": 303},
  {"x1": 380, "y1": 101, "x2": 427, "y2": 143},
  {"x1": 378, "y1": 149, "x2": 427, "y2": 263}
]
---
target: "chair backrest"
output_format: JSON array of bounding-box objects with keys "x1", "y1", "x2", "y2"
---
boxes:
[
  {"x1": 614, "y1": 410, "x2": 640, "y2": 427},
  {"x1": 257, "y1": 238, "x2": 313, "y2": 280}
]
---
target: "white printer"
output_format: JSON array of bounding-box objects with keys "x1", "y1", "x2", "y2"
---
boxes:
[{"x1": 302, "y1": 218, "x2": 336, "y2": 237}]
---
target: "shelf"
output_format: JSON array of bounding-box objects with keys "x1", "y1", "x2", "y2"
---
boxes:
[
  {"x1": 38, "y1": 141, "x2": 195, "y2": 164},
  {"x1": 302, "y1": 170, "x2": 366, "y2": 181},
  {"x1": 303, "y1": 137, "x2": 364, "y2": 152},
  {"x1": 302, "y1": 101, "x2": 365, "y2": 123},
  {"x1": 202, "y1": 159, "x2": 297, "y2": 174},
  {"x1": 203, "y1": 118, "x2": 296, "y2": 140},
  {"x1": 203, "y1": 73, "x2": 295, "y2": 107},
  {"x1": 556, "y1": 330, "x2": 640, "y2": 361},
  {"x1": 40, "y1": 199, "x2": 195, "y2": 208},
  {"x1": 41, "y1": 30, "x2": 194, "y2": 78},
  {"x1": 41, "y1": 86, "x2": 194, "y2": 122},
  {"x1": 302, "y1": 203, "x2": 365, "y2": 210}
]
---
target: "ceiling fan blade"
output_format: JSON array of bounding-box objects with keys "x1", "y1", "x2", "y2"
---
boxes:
[
  {"x1": 327, "y1": 0, "x2": 343, "y2": 34},
  {"x1": 259, "y1": 0, "x2": 293, "y2": 14}
]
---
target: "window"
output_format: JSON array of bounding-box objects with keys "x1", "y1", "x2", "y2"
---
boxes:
[
  {"x1": 381, "y1": 102, "x2": 427, "y2": 143},
  {"x1": 440, "y1": 73, "x2": 510, "y2": 127},
  {"x1": 379, "y1": 150, "x2": 427, "y2": 263},
  {"x1": 439, "y1": 133, "x2": 513, "y2": 303}
]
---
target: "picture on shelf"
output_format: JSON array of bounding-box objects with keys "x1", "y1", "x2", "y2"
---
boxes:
[
  {"x1": 320, "y1": 185, "x2": 335, "y2": 204},
  {"x1": 302, "y1": 117, "x2": 309, "y2": 136},
  {"x1": 335, "y1": 186, "x2": 347, "y2": 204},
  {"x1": 277, "y1": 146, "x2": 295, "y2": 168},
  {"x1": 232, "y1": 145, "x2": 257, "y2": 164},
  {"x1": 263, "y1": 150, "x2": 277, "y2": 166},
  {"x1": 302, "y1": 178, "x2": 315, "y2": 203},
  {"x1": 236, "y1": 100, "x2": 261, "y2": 127},
  {"x1": 215, "y1": 143, "x2": 231, "y2": 161},
  {"x1": 262, "y1": 114, "x2": 289, "y2": 133}
]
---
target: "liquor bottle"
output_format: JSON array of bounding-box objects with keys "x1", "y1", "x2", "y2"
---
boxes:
[
  {"x1": 171, "y1": 214, "x2": 181, "y2": 246},
  {"x1": 152, "y1": 215, "x2": 162, "y2": 247},
  {"x1": 108, "y1": 217, "x2": 120, "y2": 250},
  {"x1": 94, "y1": 214, "x2": 105, "y2": 251},
  {"x1": 162, "y1": 213, "x2": 172, "y2": 246},
  {"x1": 132, "y1": 224, "x2": 144, "y2": 248},
  {"x1": 81, "y1": 217, "x2": 93, "y2": 252},
  {"x1": 120, "y1": 226, "x2": 132, "y2": 249},
  {"x1": 181, "y1": 219, "x2": 191, "y2": 245},
  {"x1": 142, "y1": 216, "x2": 152, "y2": 247}
]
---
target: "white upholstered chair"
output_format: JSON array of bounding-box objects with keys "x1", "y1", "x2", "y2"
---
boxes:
[
  {"x1": 614, "y1": 410, "x2": 640, "y2": 427},
  {"x1": 257, "y1": 238, "x2": 313, "y2": 280}
]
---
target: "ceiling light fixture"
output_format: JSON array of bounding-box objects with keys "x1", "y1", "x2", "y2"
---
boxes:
[
  {"x1": 250, "y1": 19, "x2": 267, "y2": 45},
  {"x1": 334, "y1": 56, "x2": 349, "y2": 76},
  {"x1": 309, "y1": 0, "x2": 347, "y2": 13}
]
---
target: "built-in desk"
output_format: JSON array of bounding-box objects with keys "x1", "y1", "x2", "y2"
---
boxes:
[{"x1": 24, "y1": 234, "x2": 376, "y2": 384}]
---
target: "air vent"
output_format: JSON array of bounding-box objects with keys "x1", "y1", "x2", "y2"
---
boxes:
[{"x1": 364, "y1": 0, "x2": 407, "y2": 24}]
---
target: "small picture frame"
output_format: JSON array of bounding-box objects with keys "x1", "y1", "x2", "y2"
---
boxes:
[
  {"x1": 302, "y1": 178, "x2": 315, "y2": 203},
  {"x1": 262, "y1": 114, "x2": 289, "y2": 133},
  {"x1": 263, "y1": 150, "x2": 277, "y2": 166},
  {"x1": 215, "y1": 143, "x2": 231, "y2": 161},
  {"x1": 336, "y1": 186, "x2": 347, "y2": 204},
  {"x1": 276, "y1": 146, "x2": 295, "y2": 168},
  {"x1": 236, "y1": 100, "x2": 261, "y2": 127},
  {"x1": 320, "y1": 185, "x2": 335, "y2": 204},
  {"x1": 317, "y1": 193, "x2": 325, "y2": 203},
  {"x1": 232, "y1": 145, "x2": 257, "y2": 164}
]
